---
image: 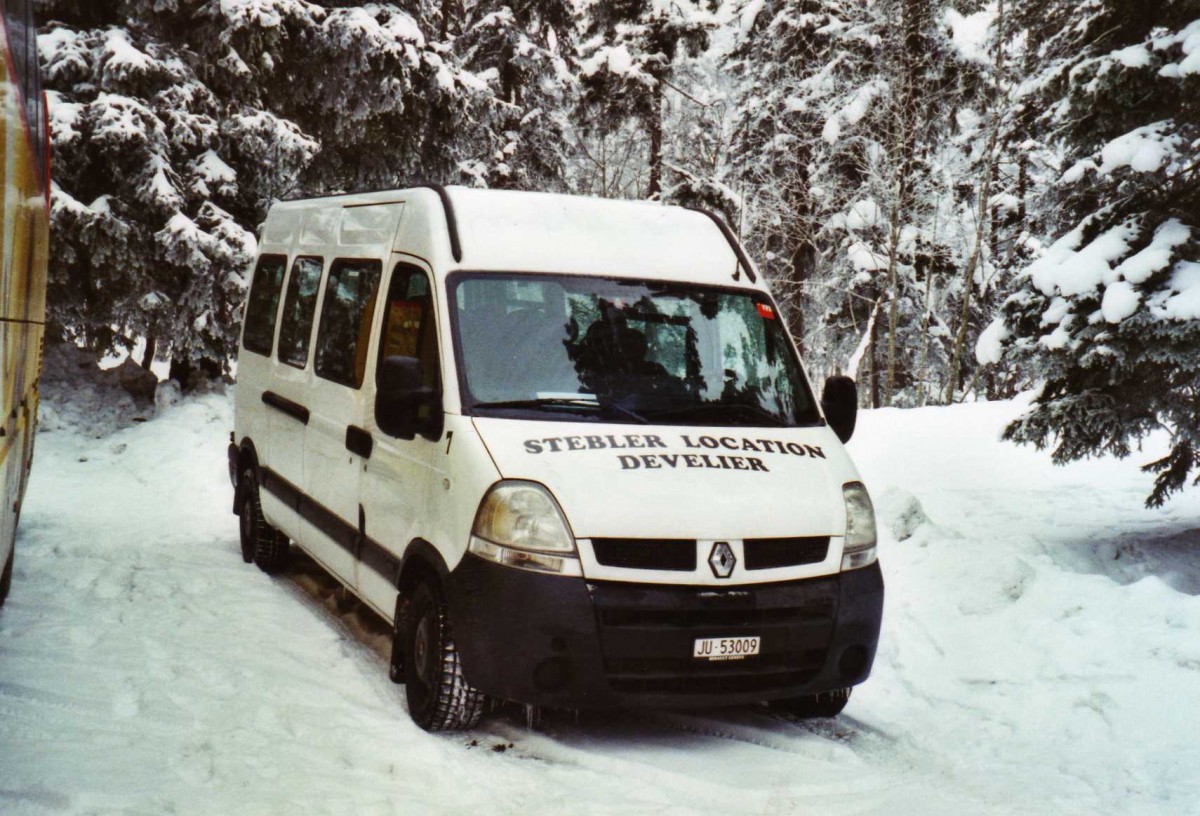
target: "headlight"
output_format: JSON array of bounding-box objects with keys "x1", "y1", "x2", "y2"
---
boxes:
[
  {"x1": 468, "y1": 481, "x2": 581, "y2": 576},
  {"x1": 841, "y1": 481, "x2": 877, "y2": 570}
]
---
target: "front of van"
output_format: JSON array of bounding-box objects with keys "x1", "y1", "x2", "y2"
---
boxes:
[{"x1": 438, "y1": 261, "x2": 884, "y2": 710}]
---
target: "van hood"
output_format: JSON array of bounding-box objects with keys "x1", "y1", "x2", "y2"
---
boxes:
[{"x1": 471, "y1": 418, "x2": 857, "y2": 540}]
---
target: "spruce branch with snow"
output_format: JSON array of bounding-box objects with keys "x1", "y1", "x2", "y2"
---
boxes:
[
  {"x1": 985, "y1": 1, "x2": 1200, "y2": 506},
  {"x1": 39, "y1": 17, "x2": 292, "y2": 376}
]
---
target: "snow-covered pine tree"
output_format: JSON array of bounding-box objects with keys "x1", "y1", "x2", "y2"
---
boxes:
[
  {"x1": 38, "y1": 2, "x2": 320, "y2": 379},
  {"x1": 959, "y1": 0, "x2": 1060, "y2": 401},
  {"x1": 657, "y1": 43, "x2": 740, "y2": 223},
  {"x1": 726, "y1": 0, "x2": 877, "y2": 363},
  {"x1": 728, "y1": 0, "x2": 963, "y2": 407},
  {"x1": 293, "y1": 3, "x2": 488, "y2": 191},
  {"x1": 937, "y1": 0, "x2": 1023, "y2": 405},
  {"x1": 452, "y1": 1, "x2": 578, "y2": 191},
  {"x1": 982, "y1": 0, "x2": 1200, "y2": 506},
  {"x1": 578, "y1": 0, "x2": 714, "y2": 200},
  {"x1": 39, "y1": 1, "x2": 581, "y2": 380}
]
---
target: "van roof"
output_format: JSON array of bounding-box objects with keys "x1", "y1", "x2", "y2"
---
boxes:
[{"x1": 269, "y1": 187, "x2": 759, "y2": 288}]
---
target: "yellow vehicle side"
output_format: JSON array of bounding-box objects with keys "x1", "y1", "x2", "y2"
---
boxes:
[{"x1": 0, "y1": 0, "x2": 49, "y2": 603}]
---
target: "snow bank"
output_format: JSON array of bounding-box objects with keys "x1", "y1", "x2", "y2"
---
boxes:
[
  {"x1": 853, "y1": 398, "x2": 1200, "y2": 814},
  {"x1": 38, "y1": 344, "x2": 157, "y2": 436}
]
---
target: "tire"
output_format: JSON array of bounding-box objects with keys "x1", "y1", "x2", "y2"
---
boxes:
[
  {"x1": 0, "y1": 546, "x2": 12, "y2": 607},
  {"x1": 238, "y1": 468, "x2": 289, "y2": 574},
  {"x1": 402, "y1": 579, "x2": 484, "y2": 731},
  {"x1": 389, "y1": 596, "x2": 406, "y2": 684},
  {"x1": 771, "y1": 687, "x2": 852, "y2": 718}
]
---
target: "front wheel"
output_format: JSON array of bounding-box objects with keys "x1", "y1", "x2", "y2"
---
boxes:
[
  {"x1": 402, "y1": 579, "x2": 484, "y2": 731},
  {"x1": 770, "y1": 687, "x2": 851, "y2": 718}
]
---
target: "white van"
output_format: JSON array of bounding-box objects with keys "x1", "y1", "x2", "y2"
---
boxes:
[{"x1": 229, "y1": 186, "x2": 883, "y2": 732}]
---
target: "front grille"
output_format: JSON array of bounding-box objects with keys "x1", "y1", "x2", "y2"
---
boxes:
[
  {"x1": 591, "y1": 538, "x2": 696, "y2": 571},
  {"x1": 744, "y1": 536, "x2": 830, "y2": 570},
  {"x1": 590, "y1": 579, "x2": 839, "y2": 697},
  {"x1": 598, "y1": 599, "x2": 832, "y2": 629},
  {"x1": 605, "y1": 652, "x2": 825, "y2": 694}
]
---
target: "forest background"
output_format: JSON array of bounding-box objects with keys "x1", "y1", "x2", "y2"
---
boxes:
[{"x1": 34, "y1": 0, "x2": 1199, "y2": 505}]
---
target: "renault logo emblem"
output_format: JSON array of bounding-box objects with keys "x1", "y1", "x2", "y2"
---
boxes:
[{"x1": 708, "y1": 542, "x2": 736, "y2": 579}]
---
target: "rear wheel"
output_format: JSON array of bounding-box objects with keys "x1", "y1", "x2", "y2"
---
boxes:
[
  {"x1": 239, "y1": 468, "x2": 288, "y2": 574},
  {"x1": 0, "y1": 546, "x2": 13, "y2": 607},
  {"x1": 402, "y1": 578, "x2": 484, "y2": 731},
  {"x1": 771, "y1": 687, "x2": 851, "y2": 718}
]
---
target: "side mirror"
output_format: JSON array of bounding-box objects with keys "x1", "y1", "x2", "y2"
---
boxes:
[
  {"x1": 376, "y1": 355, "x2": 441, "y2": 440},
  {"x1": 822, "y1": 375, "x2": 858, "y2": 443}
]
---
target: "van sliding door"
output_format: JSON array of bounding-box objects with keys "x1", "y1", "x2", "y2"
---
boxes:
[
  {"x1": 302, "y1": 258, "x2": 383, "y2": 587},
  {"x1": 266, "y1": 255, "x2": 324, "y2": 536}
]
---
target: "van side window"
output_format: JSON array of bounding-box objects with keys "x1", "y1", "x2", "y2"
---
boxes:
[
  {"x1": 242, "y1": 255, "x2": 288, "y2": 356},
  {"x1": 314, "y1": 259, "x2": 382, "y2": 388},
  {"x1": 277, "y1": 256, "x2": 324, "y2": 369},
  {"x1": 379, "y1": 264, "x2": 439, "y2": 392}
]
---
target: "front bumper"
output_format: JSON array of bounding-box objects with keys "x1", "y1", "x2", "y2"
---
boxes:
[{"x1": 447, "y1": 555, "x2": 883, "y2": 709}]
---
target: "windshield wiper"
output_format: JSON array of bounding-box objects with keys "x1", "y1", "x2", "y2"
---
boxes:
[
  {"x1": 471, "y1": 397, "x2": 650, "y2": 424},
  {"x1": 645, "y1": 402, "x2": 793, "y2": 427}
]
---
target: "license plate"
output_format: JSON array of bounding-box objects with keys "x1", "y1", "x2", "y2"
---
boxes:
[{"x1": 693, "y1": 636, "x2": 760, "y2": 661}]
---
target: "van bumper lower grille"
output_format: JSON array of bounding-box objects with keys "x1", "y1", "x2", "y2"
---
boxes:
[{"x1": 591, "y1": 579, "x2": 838, "y2": 697}]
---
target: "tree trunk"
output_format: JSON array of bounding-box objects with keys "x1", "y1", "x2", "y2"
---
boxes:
[
  {"x1": 648, "y1": 82, "x2": 664, "y2": 200},
  {"x1": 786, "y1": 143, "x2": 816, "y2": 358},
  {"x1": 916, "y1": 272, "x2": 933, "y2": 406},
  {"x1": 883, "y1": 0, "x2": 925, "y2": 406},
  {"x1": 883, "y1": 204, "x2": 902, "y2": 405},
  {"x1": 141, "y1": 335, "x2": 156, "y2": 371},
  {"x1": 868, "y1": 303, "x2": 881, "y2": 409}
]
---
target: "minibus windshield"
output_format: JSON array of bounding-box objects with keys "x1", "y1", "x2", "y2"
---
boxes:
[{"x1": 450, "y1": 274, "x2": 821, "y2": 427}]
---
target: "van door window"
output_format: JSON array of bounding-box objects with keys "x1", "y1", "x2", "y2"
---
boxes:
[
  {"x1": 380, "y1": 267, "x2": 435, "y2": 365},
  {"x1": 378, "y1": 265, "x2": 440, "y2": 430},
  {"x1": 277, "y1": 256, "x2": 324, "y2": 369},
  {"x1": 314, "y1": 258, "x2": 383, "y2": 388},
  {"x1": 241, "y1": 254, "x2": 287, "y2": 356}
]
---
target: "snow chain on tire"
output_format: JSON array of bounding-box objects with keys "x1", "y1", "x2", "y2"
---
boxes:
[
  {"x1": 240, "y1": 468, "x2": 288, "y2": 574},
  {"x1": 404, "y1": 580, "x2": 484, "y2": 732}
]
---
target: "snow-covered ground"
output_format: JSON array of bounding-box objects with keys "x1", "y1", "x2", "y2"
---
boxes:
[{"x1": 1, "y1": 389, "x2": 1197, "y2": 815}]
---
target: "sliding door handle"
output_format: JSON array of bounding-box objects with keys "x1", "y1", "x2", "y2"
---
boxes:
[
  {"x1": 345, "y1": 425, "x2": 373, "y2": 459},
  {"x1": 262, "y1": 391, "x2": 310, "y2": 425}
]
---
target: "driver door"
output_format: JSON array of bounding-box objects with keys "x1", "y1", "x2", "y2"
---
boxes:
[{"x1": 357, "y1": 262, "x2": 443, "y2": 614}]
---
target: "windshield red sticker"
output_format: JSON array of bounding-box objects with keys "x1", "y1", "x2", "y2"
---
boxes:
[
  {"x1": 521, "y1": 433, "x2": 826, "y2": 473},
  {"x1": 756, "y1": 303, "x2": 776, "y2": 320}
]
